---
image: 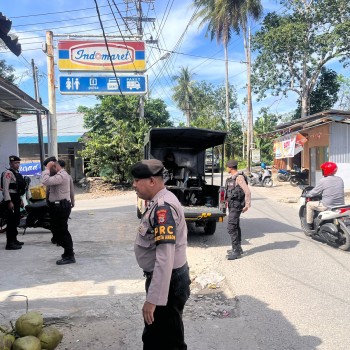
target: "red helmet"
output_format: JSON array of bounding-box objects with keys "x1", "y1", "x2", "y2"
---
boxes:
[{"x1": 320, "y1": 162, "x2": 337, "y2": 176}]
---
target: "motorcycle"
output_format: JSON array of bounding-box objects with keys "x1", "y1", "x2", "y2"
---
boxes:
[
  {"x1": 290, "y1": 168, "x2": 309, "y2": 186},
  {"x1": 20, "y1": 199, "x2": 51, "y2": 234},
  {"x1": 247, "y1": 168, "x2": 273, "y2": 187},
  {"x1": 299, "y1": 186, "x2": 350, "y2": 251},
  {"x1": 0, "y1": 176, "x2": 51, "y2": 235},
  {"x1": 277, "y1": 169, "x2": 292, "y2": 182}
]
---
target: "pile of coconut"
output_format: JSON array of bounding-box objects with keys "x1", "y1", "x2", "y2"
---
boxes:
[{"x1": 0, "y1": 311, "x2": 63, "y2": 350}]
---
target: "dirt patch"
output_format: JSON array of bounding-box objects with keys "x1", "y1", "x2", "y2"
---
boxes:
[{"x1": 74, "y1": 177, "x2": 132, "y2": 200}]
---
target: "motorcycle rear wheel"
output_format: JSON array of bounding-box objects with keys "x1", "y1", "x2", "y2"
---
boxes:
[
  {"x1": 337, "y1": 221, "x2": 350, "y2": 251},
  {"x1": 290, "y1": 177, "x2": 299, "y2": 187},
  {"x1": 247, "y1": 177, "x2": 255, "y2": 186},
  {"x1": 277, "y1": 173, "x2": 287, "y2": 182},
  {"x1": 263, "y1": 178, "x2": 273, "y2": 187}
]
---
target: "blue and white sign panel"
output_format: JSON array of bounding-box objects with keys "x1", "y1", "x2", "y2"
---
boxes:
[
  {"x1": 59, "y1": 75, "x2": 147, "y2": 95},
  {"x1": 20, "y1": 162, "x2": 42, "y2": 176}
]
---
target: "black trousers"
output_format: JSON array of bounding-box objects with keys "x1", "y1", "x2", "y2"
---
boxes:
[
  {"x1": 6, "y1": 193, "x2": 21, "y2": 244},
  {"x1": 227, "y1": 207, "x2": 242, "y2": 248},
  {"x1": 142, "y1": 263, "x2": 191, "y2": 350},
  {"x1": 49, "y1": 200, "x2": 74, "y2": 256}
]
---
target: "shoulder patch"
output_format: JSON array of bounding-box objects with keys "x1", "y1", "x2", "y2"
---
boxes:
[
  {"x1": 154, "y1": 204, "x2": 176, "y2": 245},
  {"x1": 5, "y1": 172, "x2": 12, "y2": 179}
]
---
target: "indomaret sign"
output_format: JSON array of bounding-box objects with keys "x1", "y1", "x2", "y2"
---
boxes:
[{"x1": 58, "y1": 40, "x2": 146, "y2": 72}]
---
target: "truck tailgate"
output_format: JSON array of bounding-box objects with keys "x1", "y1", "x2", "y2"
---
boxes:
[{"x1": 183, "y1": 206, "x2": 226, "y2": 221}]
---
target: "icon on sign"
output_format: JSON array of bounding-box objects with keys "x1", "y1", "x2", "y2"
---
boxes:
[
  {"x1": 74, "y1": 78, "x2": 80, "y2": 90},
  {"x1": 90, "y1": 78, "x2": 97, "y2": 86},
  {"x1": 127, "y1": 79, "x2": 141, "y2": 90},
  {"x1": 107, "y1": 78, "x2": 120, "y2": 90},
  {"x1": 65, "y1": 78, "x2": 72, "y2": 90}
]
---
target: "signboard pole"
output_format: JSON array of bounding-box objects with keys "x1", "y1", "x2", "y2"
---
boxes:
[
  {"x1": 46, "y1": 31, "x2": 58, "y2": 158},
  {"x1": 31, "y1": 59, "x2": 45, "y2": 169}
]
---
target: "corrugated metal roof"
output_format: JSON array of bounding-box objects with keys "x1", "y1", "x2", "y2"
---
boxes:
[
  {"x1": 18, "y1": 134, "x2": 83, "y2": 144},
  {"x1": 259, "y1": 109, "x2": 350, "y2": 138}
]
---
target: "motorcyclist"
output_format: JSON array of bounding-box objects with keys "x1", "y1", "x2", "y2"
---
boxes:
[
  {"x1": 306, "y1": 162, "x2": 344, "y2": 230},
  {"x1": 259, "y1": 162, "x2": 266, "y2": 181}
]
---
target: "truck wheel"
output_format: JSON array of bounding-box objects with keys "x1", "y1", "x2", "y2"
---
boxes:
[{"x1": 204, "y1": 221, "x2": 216, "y2": 235}]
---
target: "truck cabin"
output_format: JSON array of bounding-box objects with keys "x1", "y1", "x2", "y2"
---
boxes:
[{"x1": 143, "y1": 128, "x2": 227, "y2": 207}]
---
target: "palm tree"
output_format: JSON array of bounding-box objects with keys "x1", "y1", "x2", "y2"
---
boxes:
[
  {"x1": 193, "y1": 0, "x2": 262, "y2": 162},
  {"x1": 193, "y1": 0, "x2": 244, "y2": 131},
  {"x1": 172, "y1": 67, "x2": 195, "y2": 127}
]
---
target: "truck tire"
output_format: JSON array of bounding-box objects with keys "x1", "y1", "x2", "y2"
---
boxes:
[{"x1": 204, "y1": 221, "x2": 216, "y2": 235}]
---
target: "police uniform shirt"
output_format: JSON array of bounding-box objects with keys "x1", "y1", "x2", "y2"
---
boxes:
[
  {"x1": 226, "y1": 173, "x2": 251, "y2": 208},
  {"x1": 41, "y1": 169, "x2": 72, "y2": 202},
  {"x1": 2, "y1": 170, "x2": 19, "y2": 201},
  {"x1": 134, "y1": 187, "x2": 188, "y2": 306}
]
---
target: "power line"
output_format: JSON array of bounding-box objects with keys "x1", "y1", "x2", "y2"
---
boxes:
[{"x1": 9, "y1": 4, "x2": 112, "y2": 19}]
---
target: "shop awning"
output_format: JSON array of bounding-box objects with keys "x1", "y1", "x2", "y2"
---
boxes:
[{"x1": 0, "y1": 76, "x2": 49, "y2": 121}]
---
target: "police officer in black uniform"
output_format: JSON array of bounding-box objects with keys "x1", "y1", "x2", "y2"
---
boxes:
[
  {"x1": 131, "y1": 159, "x2": 190, "y2": 350},
  {"x1": 1, "y1": 155, "x2": 26, "y2": 250},
  {"x1": 225, "y1": 159, "x2": 251, "y2": 260}
]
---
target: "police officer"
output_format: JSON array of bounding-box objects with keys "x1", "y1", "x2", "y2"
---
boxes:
[
  {"x1": 225, "y1": 159, "x2": 251, "y2": 260},
  {"x1": 41, "y1": 157, "x2": 75, "y2": 265},
  {"x1": 1, "y1": 155, "x2": 26, "y2": 250},
  {"x1": 131, "y1": 159, "x2": 191, "y2": 350}
]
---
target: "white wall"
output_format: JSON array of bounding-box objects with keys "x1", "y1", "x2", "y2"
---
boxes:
[
  {"x1": 337, "y1": 163, "x2": 350, "y2": 190},
  {"x1": 0, "y1": 122, "x2": 18, "y2": 200}
]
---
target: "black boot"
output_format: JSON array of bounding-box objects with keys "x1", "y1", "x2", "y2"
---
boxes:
[
  {"x1": 226, "y1": 248, "x2": 241, "y2": 260},
  {"x1": 6, "y1": 243, "x2": 22, "y2": 250},
  {"x1": 15, "y1": 239, "x2": 24, "y2": 245},
  {"x1": 56, "y1": 256, "x2": 76, "y2": 265},
  {"x1": 227, "y1": 244, "x2": 244, "y2": 255}
]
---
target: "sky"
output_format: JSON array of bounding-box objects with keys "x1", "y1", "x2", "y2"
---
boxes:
[{"x1": 1, "y1": 0, "x2": 349, "y2": 135}]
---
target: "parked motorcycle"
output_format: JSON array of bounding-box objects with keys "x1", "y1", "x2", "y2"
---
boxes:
[
  {"x1": 0, "y1": 176, "x2": 51, "y2": 235},
  {"x1": 299, "y1": 186, "x2": 350, "y2": 251},
  {"x1": 277, "y1": 169, "x2": 292, "y2": 182},
  {"x1": 20, "y1": 199, "x2": 51, "y2": 233},
  {"x1": 290, "y1": 168, "x2": 309, "y2": 186},
  {"x1": 0, "y1": 198, "x2": 51, "y2": 234},
  {"x1": 247, "y1": 168, "x2": 273, "y2": 187}
]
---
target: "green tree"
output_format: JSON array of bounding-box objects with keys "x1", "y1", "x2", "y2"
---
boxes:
[
  {"x1": 252, "y1": 0, "x2": 350, "y2": 118},
  {"x1": 254, "y1": 108, "x2": 281, "y2": 163},
  {"x1": 191, "y1": 81, "x2": 238, "y2": 130},
  {"x1": 0, "y1": 59, "x2": 15, "y2": 83},
  {"x1": 337, "y1": 74, "x2": 350, "y2": 110},
  {"x1": 78, "y1": 95, "x2": 172, "y2": 182},
  {"x1": 172, "y1": 67, "x2": 195, "y2": 126},
  {"x1": 293, "y1": 68, "x2": 340, "y2": 119}
]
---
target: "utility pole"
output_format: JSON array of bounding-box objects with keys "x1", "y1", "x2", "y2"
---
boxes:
[
  {"x1": 31, "y1": 59, "x2": 46, "y2": 169},
  {"x1": 246, "y1": 27, "x2": 253, "y2": 172},
  {"x1": 45, "y1": 30, "x2": 58, "y2": 158},
  {"x1": 125, "y1": 0, "x2": 156, "y2": 118}
]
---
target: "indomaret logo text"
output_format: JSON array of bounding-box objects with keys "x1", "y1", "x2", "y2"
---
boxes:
[{"x1": 70, "y1": 43, "x2": 134, "y2": 67}]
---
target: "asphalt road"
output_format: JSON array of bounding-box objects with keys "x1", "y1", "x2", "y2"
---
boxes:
[{"x1": 0, "y1": 182, "x2": 349, "y2": 349}]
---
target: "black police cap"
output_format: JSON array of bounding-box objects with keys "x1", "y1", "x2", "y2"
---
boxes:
[
  {"x1": 226, "y1": 159, "x2": 238, "y2": 168},
  {"x1": 43, "y1": 156, "x2": 57, "y2": 166},
  {"x1": 9, "y1": 155, "x2": 21, "y2": 162},
  {"x1": 131, "y1": 159, "x2": 164, "y2": 179},
  {"x1": 57, "y1": 159, "x2": 66, "y2": 167}
]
